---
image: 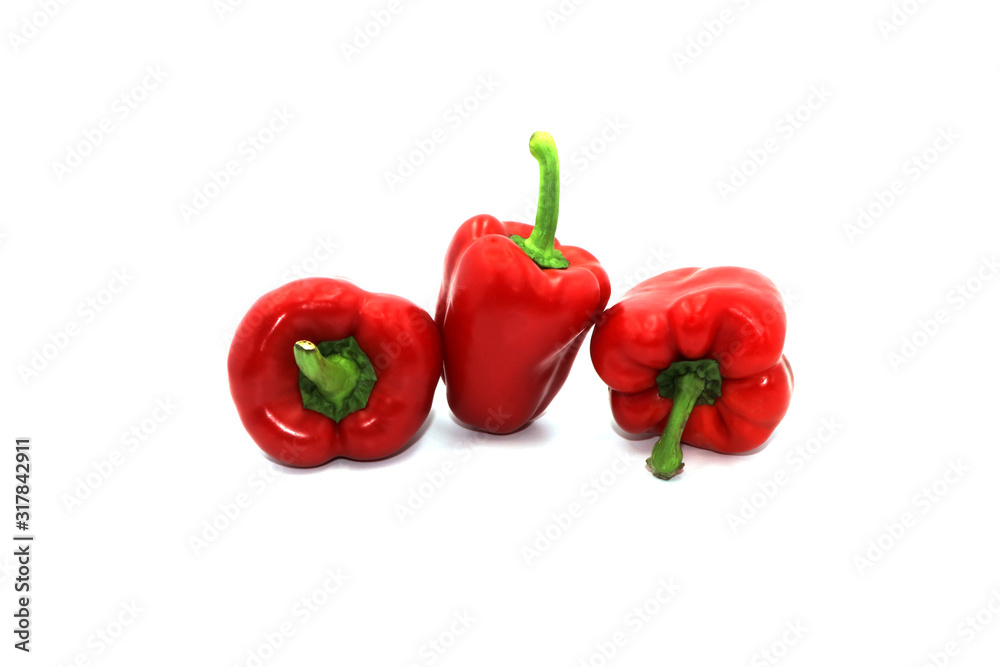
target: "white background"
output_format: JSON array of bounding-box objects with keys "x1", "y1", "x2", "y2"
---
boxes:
[{"x1": 3, "y1": 0, "x2": 999, "y2": 665}]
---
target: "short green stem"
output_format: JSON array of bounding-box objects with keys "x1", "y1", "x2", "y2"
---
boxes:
[
  {"x1": 647, "y1": 359, "x2": 723, "y2": 480},
  {"x1": 294, "y1": 337, "x2": 377, "y2": 423},
  {"x1": 294, "y1": 340, "x2": 359, "y2": 406},
  {"x1": 510, "y1": 131, "x2": 570, "y2": 269}
]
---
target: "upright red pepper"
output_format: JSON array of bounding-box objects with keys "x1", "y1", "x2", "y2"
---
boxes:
[
  {"x1": 590, "y1": 267, "x2": 793, "y2": 479},
  {"x1": 436, "y1": 132, "x2": 610, "y2": 434},
  {"x1": 228, "y1": 278, "x2": 442, "y2": 466}
]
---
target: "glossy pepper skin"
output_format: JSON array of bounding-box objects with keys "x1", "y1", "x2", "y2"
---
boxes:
[
  {"x1": 436, "y1": 132, "x2": 610, "y2": 434},
  {"x1": 228, "y1": 278, "x2": 442, "y2": 466},
  {"x1": 590, "y1": 267, "x2": 793, "y2": 479}
]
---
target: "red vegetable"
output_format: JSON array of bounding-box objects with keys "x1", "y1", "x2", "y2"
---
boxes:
[
  {"x1": 436, "y1": 132, "x2": 610, "y2": 433},
  {"x1": 228, "y1": 278, "x2": 442, "y2": 466},
  {"x1": 590, "y1": 267, "x2": 793, "y2": 479}
]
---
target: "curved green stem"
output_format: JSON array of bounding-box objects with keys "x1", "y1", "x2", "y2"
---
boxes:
[
  {"x1": 510, "y1": 131, "x2": 570, "y2": 269},
  {"x1": 294, "y1": 340, "x2": 359, "y2": 406},
  {"x1": 293, "y1": 337, "x2": 377, "y2": 423},
  {"x1": 646, "y1": 373, "x2": 704, "y2": 479},
  {"x1": 647, "y1": 359, "x2": 723, "y2": 480}
]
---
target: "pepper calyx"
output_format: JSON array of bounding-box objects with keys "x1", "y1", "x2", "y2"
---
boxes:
[
  {"x1": 294, "y1": 337, "x2": 376, "y2": 422},
  {"x1": 655, "y1": 359, "x2": 722, "y2": 405}
]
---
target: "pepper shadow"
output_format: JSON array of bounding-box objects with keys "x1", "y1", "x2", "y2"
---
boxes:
[
  {"x1": 260, "y1": 409, "x2": 437, "y2": 474},
  {"x1": 448, "y1": 411, "x2": 556, "y2": 447}
]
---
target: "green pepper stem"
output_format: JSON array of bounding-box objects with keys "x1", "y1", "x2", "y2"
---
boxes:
[
  {"x1": 527, "y1": 131, "x2": 560, "y2": 251},
  {"x1": 293, "y1": 340, "x2": 359, "y2": 406},
  {"x1": 646, "y1": 372, "x2": 707, "y2": 480},
  {"x1": 510, "y1": 131, "x2": 570, "y2": 269}
]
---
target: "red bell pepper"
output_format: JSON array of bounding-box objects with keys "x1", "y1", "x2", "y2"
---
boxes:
[
  {"x1": 436, "y1": 131, "x2": 610, "y2": 433},
  {"x1": 590, "y1": 267, "x2": 793, "y2": 479},
  {"x1": 228, "y1": 278, "x2": 442, "y2": 466}
]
